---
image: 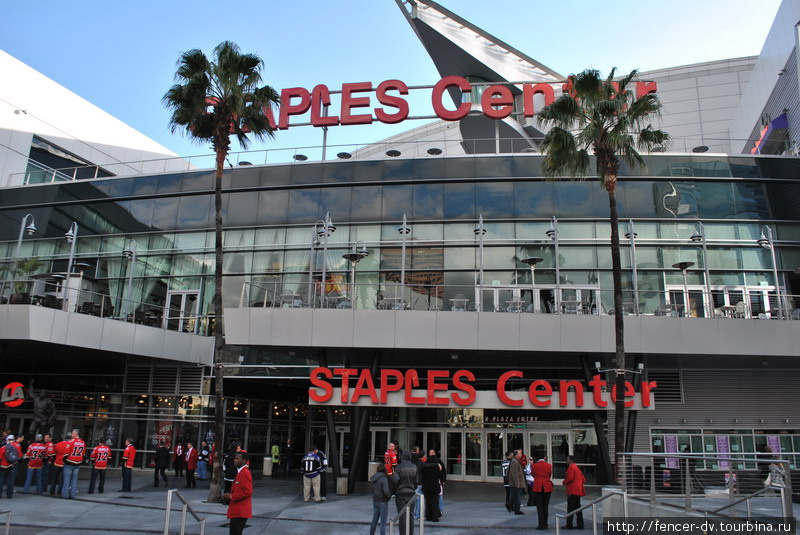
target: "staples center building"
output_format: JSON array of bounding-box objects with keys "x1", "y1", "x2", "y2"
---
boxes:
[{"x1": 1, "y1": 0, "x2": 800, "y2": 488}]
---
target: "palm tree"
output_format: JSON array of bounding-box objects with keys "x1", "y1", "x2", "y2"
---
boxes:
[
  {"x1": 163, "y1": 41, "x2": 279, "y2": 501},
  {"x1": 537, "y1": 68, "x2": 668, "y2": 482}
]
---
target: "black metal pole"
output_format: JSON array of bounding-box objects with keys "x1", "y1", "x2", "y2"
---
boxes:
[
  {"x1": 318, "y1": 350, "x2": 341, "y2": 480},
  {"x1": 581, "y1": 355, "x2": 614, "y2": 485}
]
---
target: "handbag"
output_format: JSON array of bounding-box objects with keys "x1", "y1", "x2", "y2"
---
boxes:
[{"x1": 763, "y1": 473, "x2": 772, "y2": 487}]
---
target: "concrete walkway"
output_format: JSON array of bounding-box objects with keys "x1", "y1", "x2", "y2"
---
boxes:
[{"x1": 0, "y1": 469, "x2": 795, "y2": 534}]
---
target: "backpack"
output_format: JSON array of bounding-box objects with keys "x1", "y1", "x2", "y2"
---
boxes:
[{"x1": 4, "y1": 445, "x2": 19, "y2": 464}]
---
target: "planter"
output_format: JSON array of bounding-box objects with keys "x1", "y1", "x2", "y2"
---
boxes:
[{"x1": 9, "y1": 293, "x2": 31, "y2": 304}]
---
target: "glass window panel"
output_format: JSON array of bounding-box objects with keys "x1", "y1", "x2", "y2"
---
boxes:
[
  {"x1": 108, "y1": 178, "x2": 134, "y2": 197},
  {"x1": 741, "y1": 247, "x2": 772, "y2": 270},
  {"x1": 475, "y1": 157, "x2": 512, "y2": 178},
  {"x1": 351, "y1": 224, "x2": 381, "y2": 245},
  {"x1": 351, "y1": 186, "x2": 382, "y2": 222},
  {"x1": 252, "y1": 250, "x2": 284, "y2": 273},
  {"x1": 351, "y1": 160, "x2": 382, "y2": 182},
  {"x1": 287, "y1": 189, "x2": 320, "y2": 224},
  {"x1": 696, "y1": 182, "x2": 736, "y2": 219},
  {"x1": 514, "y1": 182, "x2": 553, "y2": 218},
  {"x1": 444, "y1": 247, "x2": 476, "y2": 270},
  {"x1": 283, "y1": 249, "x2": 311, "y2": 272},
  {"x1": 482, "y1": 247, "x2": 515, "y2": 269},
  {"x1": 475, "y1": 183, "x2": 514, "y2": 218},
  {"x1": 181, "y1": 171, "x2": 213, "y2": 191},
  {"x1": 412, "y1": 184, "x2": 444, "y2": 219},
  {"x1": 703, "y1": 223, "x2": 737, "y2": 240},
  {"x1": 738, "y1": 224, "x2": 763, "y2": 241},
  {"x1": 558, "y1": 247, "x2": 597, "y2": 269},
  {"x1": 444, "y1": 223, "x2": 477, "y2": 242},
  {"x1": 290, "y1": 163, "x2": 323, "y2": 184},
  {"x1": 226, "y1": 192, "x2": 258, "y2": 227},
  {"x1": 444, "y1": 158, "x2": 475, "y2": 179},
  {"x1": 143, "y1": 255, "x2": 172, "y2": 277},
  {"x1": 223, "y1": 229, "x2": 254, "y2": 248},
  {"x1": 322, "y1": 162, "x2": 354, "y2": 183},
  {"x1": 320, "y1": 188, "x2": 352, "y2": 222},
  {"x1": 176, "y1": 196, "x2": 212, "y2": 230},
  {"x1": 223, "y1": 252, "x2": 252, "y2": 274},
  {"x1": 733, "y1": 182, "x2": 769, "y2": 218},
  {"x1": 256, "y1": 190, "x2": 289, "y2": 225},
  {"x1": 174, "y1": 232, "x2": 209, "y2": 251},
  {"x1": 411, "y1": 247, "x2": 443, "y2": 271},
  {"x1": 382, "y1": 160, "x2": 416, "y2": 180},
  {"x1": 157, "y1": 175, "x2": 182, "y2": 193},
  {"x1": 558, "y1": 222, "x2": 595, "y2": 239},
  {"x1": 776, "y1": 223, "x2": 800, "y2": 241},
  {"x1": 553, "y1": 181, "x2": 603, "y2": 217},
  {"x1": 229, "y1": 167, "x2": 260, "y2": 188},
  {"x1": 129, "y1": 199, "x2": 154, "y2": 228},
  {"x1": 382, "y1": 185, "x2": 412, "y2": 220},
  {"x1": 255, "y1": 228, "x2": 285, "y2": 246},
  {"x1": 414, "y1": 159, "x2": 446, "y2": 180},
  {"x1": 132, "y1": 176, "x2": 158, "y2": 195},
  {"x1": 707, "y1": 248, "x2": 741, "y2": 270},
  {"x1": 149, "y1": 234, "x2": 174, "y2": 252},
  {"x1": 172, "y1": 254, "x2": 206, "y2": 276},
  {"x1": 286, "y1": 227, "x2": 313, "y2": 246},
  {"x1": 443, "y1": 183, "x2": 475, "y2": 219},
  {"x1": 412, "y1": 223, "x2": 443, "y2": 241}
]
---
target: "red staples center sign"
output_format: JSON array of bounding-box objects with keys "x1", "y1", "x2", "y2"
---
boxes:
[
  {"x1": 232, "y1": 76, "x2": 657, "y2": 131},
  {"x1": 307, "y1": 368, "x2": 656, "y2": 410}
]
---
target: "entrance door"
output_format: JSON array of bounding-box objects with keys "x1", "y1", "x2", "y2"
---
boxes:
[
  {"x1": 445, "y1": 430, "x2": 484, "y2": 481},
  {"x1": 371, "y1": 429, "x2": 389, "y2": 463},
  {"x1": 163, "y1": 290, "x2": 200, "y2": 332},
  {"x1": 528, "y1": 431, "x2": 572, "y2": 483},
  {"x1": 487, "y1": 430, "x2": 524, "y2": 480}
]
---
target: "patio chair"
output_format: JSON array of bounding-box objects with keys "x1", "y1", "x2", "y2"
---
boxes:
[
  {"x1": 734, "y1": 301, "x2": 746, "y2": 318},
  {"x1": 622, "y1": 298, "x2": 636, "y2": 315}
]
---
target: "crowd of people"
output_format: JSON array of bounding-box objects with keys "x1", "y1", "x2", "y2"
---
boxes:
[{"x1": 502, "y1": 450, "x2": 586, "y2": 530}]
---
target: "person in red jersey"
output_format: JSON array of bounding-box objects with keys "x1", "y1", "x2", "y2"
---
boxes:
[
  {"x1": 62, "y1": 429, "x2": 86, "y2": 499},
  {"x1": 50, "y1": 433, "x2": 71, "y2": 495},
  {"x1": 531, "y1": 455, "x2": 554, "y2": 530},
  {"x1": 23, "y1": 434, "x2": 46, "y2": 494},
  {"x1": 120, "y1": 438, "x2": 136, "y2": 492},
  {"x1": 184, "y1": 441, "x2": 198, "y2": 488},
  {"x1": 41, "y1": 433, "x2": 54, "y2": 493},
  {"x1": 222, "y1": 452, "x2": 252, "y2": 535},
  {"x1": 384, "y1": 442, "x2": 399, "y2": 476},
  {"x1": 88, "y1": 441, "x2": 111, "y2": 494},
  {"x1": 562, "y1": 455, "x2": 586, "y2": 530},
  {"x1": 0, "y1": 434, "x2": 23, "y2": 498}
]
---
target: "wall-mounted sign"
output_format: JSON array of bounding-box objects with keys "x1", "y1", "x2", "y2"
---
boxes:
[
  {"x1": 1, "y1": 382, "x2": 26, "y2": 408},
  {"x1": 308, "y1": 368, "x2": 656, "y2": 410},
  {"x1": 232, "y1": 76, "x2": 658, "y2": 131}
]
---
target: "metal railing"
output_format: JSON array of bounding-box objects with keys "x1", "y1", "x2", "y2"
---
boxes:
[
  {"x1": 163, "y1": 489, "x2": 206, "y2": 535},
  {"x1": 238, "y1": 281, "x2": 800, "y2": 320},
  {"x1": 620, "y1": 452, "x2": 794, "y2": 520},
  {"x1": 555, "y1": 488, "x2": 628, "y2": 535},
  {"x1": 388, "y1": 493, "x2": 425, "y2": 535},
  {"x1": 0, "y1": 510, "x2": 11, "y2": 535},
  {"x1": 1, "y1": 277, "x2": 213, "y2": 336}
]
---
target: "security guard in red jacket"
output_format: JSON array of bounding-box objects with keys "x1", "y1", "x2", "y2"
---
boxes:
[{"x1": 562, "y1": 455, "x2": 586, "y2": 530}]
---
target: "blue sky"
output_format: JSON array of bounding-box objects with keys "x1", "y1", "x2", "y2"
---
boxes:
[{"x1": 0, "y1": 0, "x2": 781, "y2": 159}]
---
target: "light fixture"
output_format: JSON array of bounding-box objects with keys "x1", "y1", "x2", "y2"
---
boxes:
[
  {"x1": 65, "y1": 227, "x2": 76, "y2": 244},
  {"x1": 238, "y1": 161, "x2": 252, "y2": 166},
  {"x1": 293, "y1": 154, "x2": 308, "y2": 161},
  {"x1": 386, "y1": 149, "x2": 401, "y2": 157},
  {"x1": 336, "y1": 152, "x2": 352, "y2": 159},
  {"x1": 427, "y1": 148, "x2": 443, "y2": 155},
  {"x1": 692, "y1": 145, "x2": 709, "y2": 153}
]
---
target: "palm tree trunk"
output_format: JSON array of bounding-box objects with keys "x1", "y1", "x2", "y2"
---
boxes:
[
  {"x1": 207, "y1": 144, "x2": 227, "y2": 503},
  {"x1": 606, "y1": 183, "x2": 627, "y2": 485}
]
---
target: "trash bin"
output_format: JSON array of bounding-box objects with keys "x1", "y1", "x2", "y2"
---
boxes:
[
  {"x1": 263, "y1": 457, "x2": 273, "y2": 477},
  {"x1": 336, "y1": 476, "x2": 348, "y2": 495},
  {"x1": 368, "y1": 461, "x2": 381, "y2": 480}
]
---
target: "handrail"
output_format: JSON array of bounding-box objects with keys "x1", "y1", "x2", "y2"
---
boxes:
[
  {"x1": 389, "y1": 493, "x2": 424, "y2": 535},
  {"x1": 163, "y1": 489, "x2": 205, "y2": 535},
  {"x1": 0, "y1": 510, "x2": 11, "y2": 535},
  {"x1": 555, "y1": 489, "x2": 627, "y2": 535},
  {"x1": 705, "y1": 486, "x2": 778, "y2": 517}
]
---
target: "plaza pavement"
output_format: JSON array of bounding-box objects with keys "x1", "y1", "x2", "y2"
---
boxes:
[
  {"x1": 0, "y1": 467, "x2": 587, "y2": 535},
  {"x1": 0, "y1": 469, "x2": 796, "y2": 534}
]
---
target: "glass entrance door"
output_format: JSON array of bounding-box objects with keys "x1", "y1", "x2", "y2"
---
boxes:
[
  {"x1": 163, "y1": 290, "x2": 200, "y2": 332},
  {"x1": 528, "y1": 431, "x2": 572, "y2": 484}
]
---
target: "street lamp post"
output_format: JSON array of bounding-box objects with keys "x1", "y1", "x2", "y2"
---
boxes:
[
  {"x1": 474, "y1": 215, "x2": 486, "y2": 311},
  {"x1": 318, "y1": 212, "x2": 336, "y2": 307},
  {"x1": 625, "y1": 220, "x2": 639, "y2": 315},
  {"x1": 690, "y1": 221, "x2": 713, "y2": 317},
  {"x1": 672, "y1": 261, "x2": 695, "y2": 317},
  {"x1": 123, "y1": 239, "x2": 137, "y2": 316},
  {"x1": 546, "y1": 216, "x2": 560, "y2": 314},
  {"x1": 15, "y1": 214, "x2": 38, "y2": 258},
  {"x1": 342, "y1": 241, "x2": 369, "y2": 308},
  {"x1": 63, "y1": 222, "x2": 79, "y2": 311},
  {"x1": 757, "y1": 226, "x2": 783, "y2": 319},
  {"x1": 521, "y1": 256, "x2": 544, "y2": 312},
  {"x1": 398, "y1": 213, "x2": 411, "y2": 299}
]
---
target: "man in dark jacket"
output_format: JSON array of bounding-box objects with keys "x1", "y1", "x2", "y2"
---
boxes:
[
  {"x1": 502, "y1": 451, "x2": 513, "y2": 512},
  {"x1": 369, "y1": 465, "x2": 392, "y2": 535},
  {"x1": 154, "y1": 441, "x2": 170, "y2": 487},
  {"x1": 391, "y1": 450, "x2": 418, "y2": 535},
  {"x1": 508, "y1": 449, "x2": 526, "y2": 515}
]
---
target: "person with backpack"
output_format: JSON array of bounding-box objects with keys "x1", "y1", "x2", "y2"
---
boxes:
[
  {"x1": 0, "y1": 434, "x2": 23, "y2": 498},
  {"x1": 300, "y1": 447, "x2": 322, "y2": 502}
]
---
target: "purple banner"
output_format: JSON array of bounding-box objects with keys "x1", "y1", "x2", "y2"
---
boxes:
[
  {"x1": 665, "y1": 434, "x2": 679, "y2": 469},
  {"x1": 716, "y1": 435, "x2": 731, "y2": 469},
  {"x1": 767, "y1": 435, "x2": 780, "y2": 453}
]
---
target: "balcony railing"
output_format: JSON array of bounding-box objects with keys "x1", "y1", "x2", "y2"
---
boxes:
[{"x1": 237, "y1": 281, "x2": 800, "y2": 320}]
